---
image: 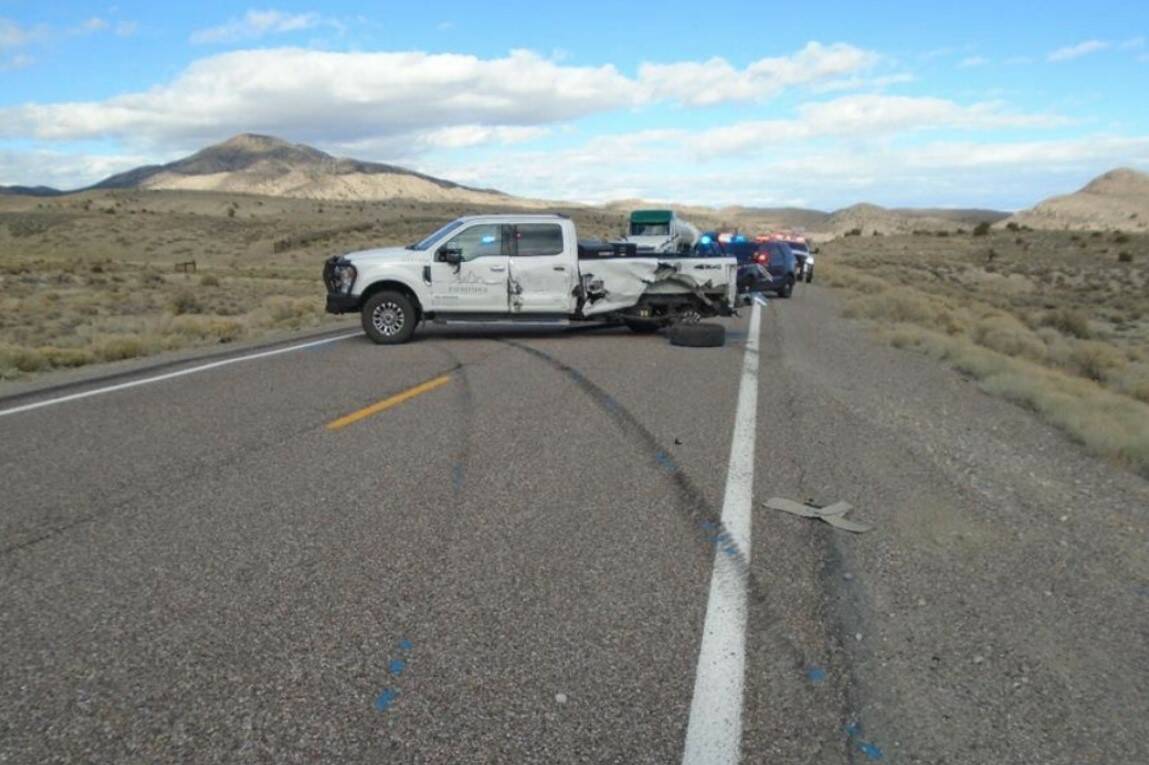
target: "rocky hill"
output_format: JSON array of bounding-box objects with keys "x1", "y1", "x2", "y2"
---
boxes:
[{"x1": 1002, "y1": 168, "x2": 1149, "y2": 231}]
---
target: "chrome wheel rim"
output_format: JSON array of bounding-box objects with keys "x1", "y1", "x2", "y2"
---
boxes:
[
  {"x1": 372, "y1": 302, "x2": 405, "y2": 336},
  {"x1": 679, "y1": 309, "x2": 702, "y2": 324}
]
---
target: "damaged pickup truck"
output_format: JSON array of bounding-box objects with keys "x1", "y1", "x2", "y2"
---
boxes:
[{"x1": 323, "y1": 214, "x2": 737, "y2": 344}]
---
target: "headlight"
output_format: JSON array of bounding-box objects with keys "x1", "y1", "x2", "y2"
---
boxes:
[{"x1": 334, "y1": 264, "x2": 357, "y2": 294}]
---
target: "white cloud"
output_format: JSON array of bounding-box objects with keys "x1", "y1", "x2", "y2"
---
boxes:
[
  {"x1": 959, "y1": 56, "x2": 988, "y2": 68},
  {"x1": 687, "y1": 95, "x2": 1068, "y2": 158},
  {"x1": 190, "y1": 10, "x2": 329, "y2": 44},
  {"x1": 1, "y1": 52, "x2": 32, "y2": 71},
  {"x1": 0, "y1": 149, "x2": 151, "y2": 189},
  {"x1": 80, "y1": 17, "x2": 109, "y2": 33},
  {"x1": 1048, "y1": 40, "x2": 1110, "y2": 62},
  {"x1": 115, "y1": 21, "x2": 139, "y2": 37},
  {"x1": 1119, "y1": 36, "x2": 1145, "y2": 50},
  {"x1": 424, "y1": 132, "x2": 1149, "y2": 209},
  {"x1": 638, "y1": 42, "x2": 880, "y2": 105},
  {"x1": 1, "y1": 17, "x2": 32, "y2": 49},
  {"x1": 0, "y1": 48, "x2": 637, "y2": 147}
]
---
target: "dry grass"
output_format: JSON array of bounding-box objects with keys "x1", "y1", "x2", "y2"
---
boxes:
[{"x1": 821, "y1": 228, "x2": 1149, "y2": 475}]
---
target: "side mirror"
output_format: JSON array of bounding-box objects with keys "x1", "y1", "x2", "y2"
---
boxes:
[{"x1": 438, "y1": 245, "x2": 463, "y2": 265}]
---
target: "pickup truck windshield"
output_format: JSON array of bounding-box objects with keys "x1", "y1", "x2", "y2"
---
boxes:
[{"x1": 410, "y1": 219, "x2": 465, "y2": 250}]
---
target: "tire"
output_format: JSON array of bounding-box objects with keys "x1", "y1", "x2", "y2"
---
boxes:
[
  {"x1": 361, "y1": 290, "x2": 418, "y2": 344},
  {"x1": 624, "y1": 318, "x2": 662, "y2": 334},
  {"x1": 668, "y1": 322, "x2": 725, "y2": 348},
  {"x1": 805, "y1": 267, "x2": 814, "y2": 284},
  {"x1": 777, "y1": 277, "x2": 794, "y2": 299}
]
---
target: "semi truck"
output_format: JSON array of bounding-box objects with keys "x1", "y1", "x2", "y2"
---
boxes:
[
  {"x1": 323, "y1": 213, "x2": 737, "y2": 344},
  {"x1": 623, "y1": 209, "x2": 700, "y2": 255}
]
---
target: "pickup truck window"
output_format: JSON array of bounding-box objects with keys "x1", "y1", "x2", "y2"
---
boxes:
[
  {"x1": 444, "y1": 224, "x2": 506, "y2": 261},
  {"x1": 411, "y1": 219, "x2": 465, "y2": 250},
  {"x1": 515, "y1": 224, "x2": 563, "y2": 256}
]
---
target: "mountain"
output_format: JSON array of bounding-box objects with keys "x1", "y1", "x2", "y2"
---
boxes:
[
  {"x1": 1003, "y1": 168, "x2": 1149, "y2": 231},
  {"x1": 88, "y1": 133, "x2": 539, "y2": 206},
  {"x1": 0, "y1": 185, "x2": 65, "y2": 197},
  {"x1": 822, "y1": 203, "x2": 1007, "y2": 236}
]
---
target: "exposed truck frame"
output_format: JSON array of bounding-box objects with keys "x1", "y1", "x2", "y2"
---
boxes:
[{"x1": 323, "y1": 214, "x2": 736, "y2": 344}]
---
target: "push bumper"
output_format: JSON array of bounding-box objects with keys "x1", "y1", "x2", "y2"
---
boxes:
[{"x1": 325, "y1": 293, "x2": 360, "y2": 314}]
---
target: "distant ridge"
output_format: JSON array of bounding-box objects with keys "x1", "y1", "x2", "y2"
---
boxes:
[
  {"x1": 1003, "y1": 167, "x2": 1149, "y2": 231},
  {"x1": 85, "y1": 133, "x2": 536, "y2": 206}
]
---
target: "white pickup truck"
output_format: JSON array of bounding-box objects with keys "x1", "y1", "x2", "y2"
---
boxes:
[{"x1": 324, "y1": 214, "x2": 737, "y2": 344}]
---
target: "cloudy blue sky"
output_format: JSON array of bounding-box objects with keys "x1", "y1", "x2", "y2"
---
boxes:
[{"x1": 1, "y1": 1, "x2": 1147, "y2": 209}]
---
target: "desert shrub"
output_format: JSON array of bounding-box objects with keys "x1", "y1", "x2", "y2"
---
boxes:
[
  {"x1": 200, "y1": 274, "x2": 221, "y2": 287},
  {"x1": 39, "y1": 346, "x2": 94, "y2": 368},
  {"x1": 170, "y1": 290, "x2": 204, "y2": 315},
  {"x1": 1041, "y1": 308, "x2": 1091, "y2": 339},
  {"x1": 845, "y1": 228, "x2": 862, "y2": 237},
  {"x1": 165, "y1": 316, "x2": 244, "y2": 343},
  {"x1": 0, "y1": 345, "x2": 48, "y2": 373},
  {"x1": 1113, "y1": 232, "x2": 1130, "y2": 244},
  {"x1": 1068, "y1": 341, "x2": 1126, "y2": 382},
  {"x1": 972, "y1": 315, "x2": 1047, "y2": 362},
  {"x1": 1005, "y1": 222, "x2": 1020, "y2": 231},
  {"x1": 935, "y1": 230, "x2": 950, "y2": 237},
  {"x1": 96, "y1": 336, "x2": 148, "y2": 362},
  {"x1": 1114, "y1": 363, "x2": 1149, "y2": 404},
  {"x1": 973, "y1": 222, "x2": 991, "y2": 236},
  {"x1": 1117, "y1": 251, "x2": 1133, "y2": 263}
]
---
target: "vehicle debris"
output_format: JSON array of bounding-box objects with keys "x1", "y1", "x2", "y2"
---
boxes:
[{"x1": 763, "y1": 497, "x2": 873, "y2": 533}]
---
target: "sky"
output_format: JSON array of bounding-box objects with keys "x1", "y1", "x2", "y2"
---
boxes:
[{"x1": 1, "y1": 1, "x2": 1147, "y2": 210}]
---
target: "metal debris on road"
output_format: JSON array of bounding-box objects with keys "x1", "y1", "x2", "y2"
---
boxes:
[{"x1": 763, "y1": 497, "x2": 873, "y2": 533}]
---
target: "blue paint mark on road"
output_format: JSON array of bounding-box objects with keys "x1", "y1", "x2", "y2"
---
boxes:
[
  {"x1": 451, "y1": 463, "x2": 464, "y2": 493},
  {"x1": 389, "y1": 659, "x2": 406, "y2": 676},
  {"x1": 602, "y1": 396, "x2": 621, "y2": 413},
  {"x1": 374, "y1": 688, "x2": 398, "y2": 712},
  {"x1": 654, "y1": 451, "x2": 677, "y2": 473},
  {"x1": 399, "y1": 639, "x2": 413, "y2": 651},
  {"x1": 844, "y1": 720, "x2": 882, "y2": 760},
  {"x1": 699, "y1": 520, "x2": 717, "y2": 531},
  {"x1": 723, "y1": 546, "x2": 738, "y2": 557},
  {"x1": 806, "y1": 665, "x2": 826, "y2": 684}
]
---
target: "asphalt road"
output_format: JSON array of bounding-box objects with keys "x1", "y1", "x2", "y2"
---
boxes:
[{"x1": 2, "y1": 287, "x2": 1147, "y2": 763}]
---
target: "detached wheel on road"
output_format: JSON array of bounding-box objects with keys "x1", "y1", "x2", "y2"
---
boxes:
[
  {"x1": 668, "y1": 322, "x2": 725, "y2": 348},
  {"x1": 778, "y1": 277, "x2": 794, "y2": 299},
  {"x1": 362, "y1": 290, "x2": 417, "y2": 344}
]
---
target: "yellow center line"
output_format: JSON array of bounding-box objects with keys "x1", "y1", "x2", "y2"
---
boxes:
[{"x1": 326, "y1": 374, "x2": 453, "y2": 431}]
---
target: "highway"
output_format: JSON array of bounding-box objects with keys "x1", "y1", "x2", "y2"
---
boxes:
[{"x1": 2, "y1": 287, "x2": 1147, "y2": 763}]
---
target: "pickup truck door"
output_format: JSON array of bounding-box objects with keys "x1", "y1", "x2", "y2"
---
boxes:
[
  {"x1": 507, "y1": 223, "x2": 577, "y2": 314},
  {"x1": 429, "y1": 223, "x2": 511, "y2": 313}
]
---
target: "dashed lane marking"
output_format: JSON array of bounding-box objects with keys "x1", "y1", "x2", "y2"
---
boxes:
[{"x1": 326, "y1": 374, "x2": 453, "y2": 431}]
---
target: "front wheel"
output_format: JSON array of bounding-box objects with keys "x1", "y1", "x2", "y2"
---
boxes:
[
  {"x1": 362, "y1": 290, "x2": 418, "y2": 344},
  {"x1": 805, "y1": 267, "x2": 814, "y2": 284},
  {"x1": 778, "y1": 277, "x2": 794, "y2": 298}
]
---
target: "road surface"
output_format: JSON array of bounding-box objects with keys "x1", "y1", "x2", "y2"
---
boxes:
[{"x1": 2, "y1": 287, "x2": 1146, "y2": 763}]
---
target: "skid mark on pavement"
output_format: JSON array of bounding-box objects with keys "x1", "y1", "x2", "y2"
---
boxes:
[{"x1": 498, "y1": 339, "x2": 820, "y2": 676}]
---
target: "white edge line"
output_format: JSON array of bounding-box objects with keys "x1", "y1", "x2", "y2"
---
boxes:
[
  {"x1": 0, "y1": 332, "x2": 361, "y2": 418},
  {"x1": 682, "y1": 301, "x2": 761, "y2": 764}
]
